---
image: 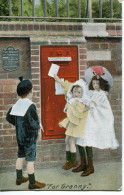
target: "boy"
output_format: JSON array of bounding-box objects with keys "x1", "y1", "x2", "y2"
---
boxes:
[{"x1": 6, "y1": 76, "x2": 46, "y2": 189}]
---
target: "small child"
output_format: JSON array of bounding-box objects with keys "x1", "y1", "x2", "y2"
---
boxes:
[
  {"x1": 76, "y1": 75, "x2": 119, "y2": 176},
  {"x1": 54, "y1": 75, "x2": 89, "y2": 170},
  {"x1": 6, "y1": 76, "x2": 46, "y2": 189}
]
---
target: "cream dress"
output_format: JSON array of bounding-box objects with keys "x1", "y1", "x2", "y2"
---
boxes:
[{"x1": 59, "y1": 80, "x2": 88, "y2": 138}]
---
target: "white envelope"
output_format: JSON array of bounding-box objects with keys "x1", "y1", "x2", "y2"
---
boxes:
[{"x1": 48, "y1": 63, "x2": 60, "y2": 78}]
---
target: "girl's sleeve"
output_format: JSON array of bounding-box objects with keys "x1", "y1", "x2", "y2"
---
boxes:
[
  {"x1": 6, "y1": 107, "x2": 15, "y2": 126},
  {"x1": 61, "y1": 80, "x2": 72, "y2": 98},
  {"x1": 71, "y1": 102, "x2": 85, "y2": 119}
]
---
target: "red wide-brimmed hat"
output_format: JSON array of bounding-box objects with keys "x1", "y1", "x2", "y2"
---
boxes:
[{"x1": 84, "y1": 66, "x2": 113, "y2": 88}]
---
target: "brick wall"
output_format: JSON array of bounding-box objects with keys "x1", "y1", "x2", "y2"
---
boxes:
[
  {"x1": 86, "y1": 37, "x2": 122, "y2": 74},
  {"x1": 0, "y1": 79, "x2": 18, "y2": 172},
  {"x1": 0, "y1": 22, "x2": 122, "y2": 173}
]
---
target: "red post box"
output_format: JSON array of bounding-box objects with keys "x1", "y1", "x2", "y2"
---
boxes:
[{"x1": 40, "y1": 45, "x2": 78, "y2": 139}]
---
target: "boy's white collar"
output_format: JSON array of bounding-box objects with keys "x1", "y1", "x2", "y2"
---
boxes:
[{"x1": 10, "y1": 98, "x2": 33, "y2": 116}]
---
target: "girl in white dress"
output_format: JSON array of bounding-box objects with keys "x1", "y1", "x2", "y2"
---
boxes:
[{"x1": 75, "y1": 75, "x2": 119, "y2": 176}]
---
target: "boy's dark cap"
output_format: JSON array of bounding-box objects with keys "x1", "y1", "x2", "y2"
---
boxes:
[{"x1": 17, "y1": 76, "x2": 33, "y2": 96}]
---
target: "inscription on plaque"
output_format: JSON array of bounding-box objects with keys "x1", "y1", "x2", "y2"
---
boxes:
[{"x1": 2, "y1": 46, "x2": 19, "y2": 71}]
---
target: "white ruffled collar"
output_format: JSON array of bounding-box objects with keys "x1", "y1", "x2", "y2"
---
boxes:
[
  {"x1": 66, "y1": 79, "x2": 89, "y2": 103},
  {"x1": 10, "y1": 98, "x2": 33, "y2": 116}
]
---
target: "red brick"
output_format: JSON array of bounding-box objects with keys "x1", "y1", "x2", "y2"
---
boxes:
[
  {"x1": 79, "y1": 44, "x2": 86, "y2": 49},
  {"x1": 43, "y1": 156, "x2": 50, "y2": 161},
  {"x1": 12, "y1": 135, "x2": 16, "y2": 141},
  {"x1": 3, "y1": 123, "x2": 13, "y2": 129},
  {"x1": 32, "y1": 97, "x2": 40, "y2": 102},
  {"x1": 91, "y1": 44, "x2": 100, "y2": 49},
  {"x1": 28, "y1": 24, "x2": 34, "y2": 31},
  {"x1": 33, "y1": 85, "x2": 40, "y2": 91},
  {"x1": 113, "y1": 111, "x2": 122, "y2": 116},
  {"x1": 50, "y1": 156, "x2": 58, "y2": 161},
  {"x1": 31, "y1": 50, "x2": 39, "y2": 55},
  {"x1": 80, "y1": 66, "x2": 86, "y2": 71},
  {"x1": 110, "y1": 43, "x2": 116, "y2": 48},
  {"x1": 9, "y1": 24, "x2": 15, "y2": 31},
  {"x1": 116, "y1": 30, "x2": 122, "y2": 36},
  {"x1": 0, "y1": 124, "x2": 3, "y2": 129},
  {"x1": 80, "y1": 55, "x2": 87, "y2": 59},
  {"x1": 100, "y1": 44, "x2": 109, "y2": 49},
  {"x1": 80, "y1": 71, "x2": 85, "y2": 76},
  {"x1": 110, "y1": 100, "x2": 121, "y2": 105},
  {"x1": 0, "y1": 93, "x2": 17, "y2": 98},
  {"x1": 33, "y1": 92, "x2": 40, "y2": 97},
  {"x1": 0, "y1": 117, "x2": 6, "y2": 123},
  {"x1": 32, "y1": 80, "x2": 40, "y2": 85},
  {"x1": 116, "y1": 25, "x2": 122, "y2": 30},
  {"x1": 31, "y1": 56, "x2": 39, "y2": 61},
  {"x1": 110, "y1": 94, "x2": 120, "y2": 100},
  {"x1": 4, "y1": 136, "x2": 13, "y2": 142},
  {"x1": 0, "y1": 85, "x2": 3, "y2": 92},
  {"x1": 31, "y1": 45, "x2": 39, "y2": 50},
  {"x1": 3, "y1": 85, "x2": 16, "y2": 92},
  {"x1": 0, "y1": 105, "x2": 11, "y2": 111},
  {"x1": 79, "y1": 49, "x2": 87, "y2": 53},
  {"x1": 0, "y1": 79, "x2": 18, "y2": 85},
  {"x1": 31, "y1": 61, "x2": 40, "y2": 67},
  {"x1": 1, "y1": 141, "x2": 17, "y2": 148},
  {"x1": 0, "y1": 99, "x2": 3, "y2": 105},
  {"x1": 32, "y1": 74, "x2": 40, "y2": 79},
  {"x1": 107, "y1": 30, "x2": 117, "y2": 36},
  {"x1": 0, "y1": 112, "x2": 4, "y2": 117},
  {"x1": 34, "y1": 24, "x2": 40, "y2": 30},
  {"x1": 2, "y1": 148, "x2": 17, "y2": 158},
  {"x1": 4, "y1": 99, "x2": 14, "y2": 105},
  {"x1": 22, "y1": 24, "x2": 28, "y2": 31},
  {"x1": 15, "y1": 24, "x2": 22, "y2": 30},
  {"x1": 106, "y1": 24, "x2": 116, "y2": 30},
  {"x1": 3, "y1": 24, "x2": 9, "y2": 31},
  {"x1": 79, "y1": 60, "x2": 87, "y2": 66},
  {"x1": 31, "y1": 68, "x2": 40, "y2": 73},
  {"x1": 0, "y1": 129, "x2": 15, "y2": 136},
  {"x1": 111, "y1": 105, "x2": 121, "y2": 111}
]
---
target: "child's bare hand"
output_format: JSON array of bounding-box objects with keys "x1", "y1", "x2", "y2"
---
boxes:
[
  {"x1": 54, "y1": 74, "x2": 59, "y2": 81},
  {"x1": 54, "y1": 74, "x2": 63, "y2": 84},
  {"x1": 41, "y1": 126, "x2": 44, "y2": 132},
  {"x1": 40, "y1": 124, "x2": 44, "y2": 132}
]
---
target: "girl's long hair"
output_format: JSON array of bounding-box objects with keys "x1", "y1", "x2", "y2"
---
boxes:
[{"x1": 89, "y1": 76, "x2": 110, "y2": 92}]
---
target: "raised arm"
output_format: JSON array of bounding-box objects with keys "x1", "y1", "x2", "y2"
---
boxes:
[{"x1": 54, "y1": 74, "x2": 64, "y2": 85}]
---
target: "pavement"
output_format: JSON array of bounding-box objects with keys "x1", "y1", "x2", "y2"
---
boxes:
[{"x1": 0, "y1": 161, "x2": 122, "y2": 192}]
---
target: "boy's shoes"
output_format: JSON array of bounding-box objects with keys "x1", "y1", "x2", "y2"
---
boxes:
[
  {"x1": 62, "y1": 161, "x2": 70, "y2": 169},
  {"x1": 28, "y1": 181, "x2": 46, "y2": 189},
  {"x1": 64, "y1": 161, "x2": 78, "y2": 170},
  {"x1": 16, "y1": 176, "x2": 29, "y2": 185}
]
